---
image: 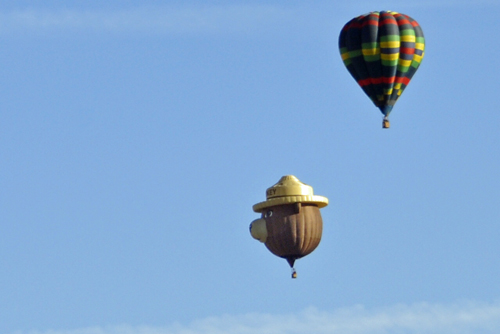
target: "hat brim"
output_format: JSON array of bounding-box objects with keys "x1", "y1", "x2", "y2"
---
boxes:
[{"x1": 253, "y1": 195, "x2": 328, "y2": 213}]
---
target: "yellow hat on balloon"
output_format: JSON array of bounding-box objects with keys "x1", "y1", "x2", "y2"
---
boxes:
[{"x1": 252, "y1": 175, "x2": 328, "y2": 213}]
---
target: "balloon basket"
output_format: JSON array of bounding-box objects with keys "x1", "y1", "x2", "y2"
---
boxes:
[{"x1": 291, "y1": 268, "x2": 297, "y2": 279}]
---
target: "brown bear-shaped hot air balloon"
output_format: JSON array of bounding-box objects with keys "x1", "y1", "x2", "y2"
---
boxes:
[{"x1": 249, "y1": 175, "x2": 328, "y2": 278}]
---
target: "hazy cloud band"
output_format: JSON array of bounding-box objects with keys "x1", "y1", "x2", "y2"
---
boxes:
[
  {"x1": 12, "y1": 301, "x2": 500, "y2": 334},
  {"x1": 0, "y1": 5, "x2": 303, "y2": 36},
  {"x1": 0, "y1": 1, "x2": 497, "y2": 36}
]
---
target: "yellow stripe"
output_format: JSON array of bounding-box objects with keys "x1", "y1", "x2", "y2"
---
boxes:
[
  {"x1": 380, "y1": 41, "x2": 400, "y2": 48},
  {"x1": 341, "y1": 52, "x2": 350, "y2": 61},
  {"x1": 381, "y1": 53, "x2": 399, "y2": 61},
  {"x1": 415, "y1": 43, "x2": 425, "y2": 50},
  {"x1": 401, "y1": 35, "x2": 416, "y2": 43},
  {"x1": 362, "y1": 48, "x2": 379, "y2": 56},
  {"x1": 398, "y1": 59, "x2": 412, "y2": 67},
  {"x1": 394, "y1": 83, "x2": 402, "y2": 90},
  {"x1": 413, "y1": 54, "x2": 423, "y2": 62}
]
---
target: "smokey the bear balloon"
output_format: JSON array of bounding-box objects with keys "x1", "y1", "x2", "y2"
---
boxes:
[{"x1": 249, "y1": 175, "x2": 328, "y2": 278}]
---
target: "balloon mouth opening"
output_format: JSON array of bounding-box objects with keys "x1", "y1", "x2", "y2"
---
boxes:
[
  {"x1": 285, "y1": 257, "x2": 299, "y2": 279},
  {"x1": 284, "y1": 256, "x2": 301, "y2": 268}
]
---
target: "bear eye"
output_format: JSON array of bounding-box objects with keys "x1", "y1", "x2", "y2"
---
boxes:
[{"x1": 264, "y1": 210, "x2": 273, "y2": 218}]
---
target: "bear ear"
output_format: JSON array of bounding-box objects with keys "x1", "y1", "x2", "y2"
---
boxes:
[{"x1": 293, "y1": 202, "x2": 301, "y2": 214}]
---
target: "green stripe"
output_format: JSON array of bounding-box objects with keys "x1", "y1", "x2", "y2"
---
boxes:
[
  {"x1": 348, "y1": 50, "x2": 363, "y2": 58},
  {"x1": 380, "y1": 35, "x2": 400, "y2": 42},
  {"x1": 382, "y1": 59, "x2": 398, "y2": 66},
  {"x1": 398, "y1": 65, "x2": 410, "y2": 73},
  {"x1": 411, "y1": 60, "x2": 421, "y2": 68},
  {"x1": 362, "y1": 42, "x2": 379, "y2": 49},
  {"x1": 364, "y1": 54, "x2": 380, "y2": 62},
  {"x1": 400, "y1": 29, "x2": 415, "y2": 36}
]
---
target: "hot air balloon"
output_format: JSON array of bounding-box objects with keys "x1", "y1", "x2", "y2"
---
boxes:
[
  {"x1": 249, "y1": 175, "x2": 328, "y2": 278},
  {"x1": 339, "y1": 11, "x2": 425, "y2": 128}
]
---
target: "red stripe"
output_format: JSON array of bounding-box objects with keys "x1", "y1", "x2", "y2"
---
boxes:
[
  {"x1": 395, "y1": 77, "x2": 411, "y2": 85},
  {"x1": 357, "y1": 78, "x2": 372, "y2": 86},
  {"x1": 380, "y1": 18, "x2": 397, "y2": 25},
  {"x1": 383, "y1": 77, "x2": 396, "y2": 84},
  {"x1": 358, "y1": 77, "x2": 399, "y2": 86},
  {"x1": 342, "y1": 18, "x2": 360, "y2": 31},
  {"x1": 347, "y1": 20, "x2": 361, "y2": 29},
  {"x1": 361, "y1": 19, "x2": 379, "y2": 27},
  {"x1": 397, "y1": 18, "x2": 410, "y2": 26},
  {"x1": 400, "y1": 47, "x2": 415, "y2": 54}
]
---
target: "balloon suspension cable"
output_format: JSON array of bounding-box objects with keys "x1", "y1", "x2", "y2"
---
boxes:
[
  {"x1": 291, "y1": 267, "x2": 297, "y2": 279},
  {"x1": 382, "y1": 115, "x2": 390, "y2": 129}
]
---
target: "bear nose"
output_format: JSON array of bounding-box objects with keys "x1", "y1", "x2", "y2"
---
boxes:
[{"x1": 249, "y1": 218, "x2": 267, "y2": 243}]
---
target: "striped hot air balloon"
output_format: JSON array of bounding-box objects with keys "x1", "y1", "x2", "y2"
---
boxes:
[{"x1": 339, "y1": 11, "x2": 425, "y2": 128}]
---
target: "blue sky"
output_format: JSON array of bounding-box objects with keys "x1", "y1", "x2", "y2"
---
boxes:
[{"x1": 1, "y1": 1, "x2": 500, "y2": 333}]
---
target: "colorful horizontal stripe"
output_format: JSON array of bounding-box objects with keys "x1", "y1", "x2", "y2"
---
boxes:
[{"x1": 338, "y1": 11, "x2": 425, "y2": 116}]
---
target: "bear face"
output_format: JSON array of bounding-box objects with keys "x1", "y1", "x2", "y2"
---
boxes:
[{"x1": 261, "y1": 203, "x2": 323, "y2": 267}]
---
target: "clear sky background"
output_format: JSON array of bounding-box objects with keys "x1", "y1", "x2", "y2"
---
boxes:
[{"x1": 2, "y1": 1, "x2": 500, "y2": 333}]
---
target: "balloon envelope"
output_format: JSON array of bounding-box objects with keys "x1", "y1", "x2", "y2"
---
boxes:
[
  {"x1": 339, "y1": 11, "x2": 425, "y2": 117},
  {"x1": 263, "y1": 203, "x2": 323, "y2": 267}
]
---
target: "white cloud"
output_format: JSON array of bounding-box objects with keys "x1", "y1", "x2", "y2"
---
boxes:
[
  {"x1": 13, "y1": 301, "x2": 500, "y2": 334},
  {"x1": 0, "y1": 5, "x2": 306, "y2": 36}
]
